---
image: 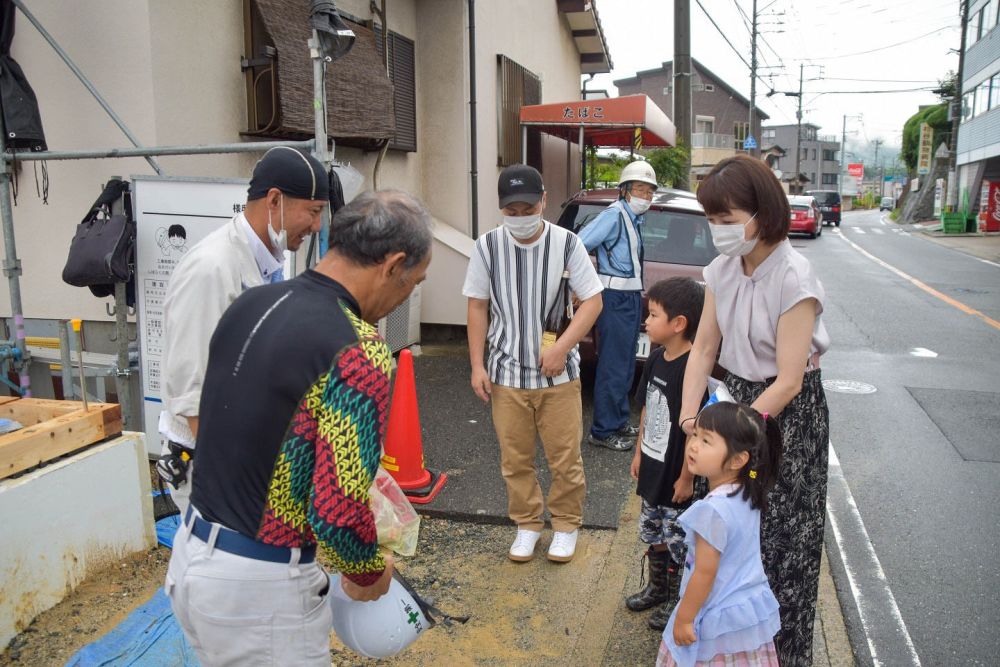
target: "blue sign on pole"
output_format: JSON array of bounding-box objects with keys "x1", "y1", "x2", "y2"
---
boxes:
[{"x1": 743, "y1": 135, "x2": 758, "y2": 150}]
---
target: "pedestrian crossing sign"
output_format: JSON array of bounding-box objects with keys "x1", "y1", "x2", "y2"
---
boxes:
[{"x1": 743, "y1": 135, "x2": 757, "y2": 150}]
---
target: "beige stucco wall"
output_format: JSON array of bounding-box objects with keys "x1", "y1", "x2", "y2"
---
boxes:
[
  {"x1": 6, "y1": 0, "x2": 587, "y2": 327},
  {"x1": 9, "y1": 1, "x2": 257, "y2": 323}
]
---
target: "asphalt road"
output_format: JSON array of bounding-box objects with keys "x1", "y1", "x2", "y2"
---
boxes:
[{"x1": 799, "y1": 209, "x2": 1000, "y2": 666}]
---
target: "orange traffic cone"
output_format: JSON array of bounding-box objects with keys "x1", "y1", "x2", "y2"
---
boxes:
[{"x1": 381, "y1": 349, "x2": 447, "y2": 504}]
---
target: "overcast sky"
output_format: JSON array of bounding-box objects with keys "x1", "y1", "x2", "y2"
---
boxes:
[{"x1": 590, "y1": 0, "x2": 961, "y2": 161}]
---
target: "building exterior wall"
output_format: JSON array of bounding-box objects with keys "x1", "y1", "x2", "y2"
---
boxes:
[
  {"x1": 615, "y1": 64, "x2": 755, "y2": 148},
  {"x1": 957, "y1": 0, "x2": 1000, "y2": 166},
  {"x1": 6, "y1": 0, "x2": 589, "y2": 330},
  {"x1": 762, "y1": 124, "x2": 841, "y2": 189}
]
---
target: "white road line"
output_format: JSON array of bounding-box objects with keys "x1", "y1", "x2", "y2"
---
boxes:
[
  {"x1": 827, "y1": 443, "x2": 922, "y2": 666},
  {"x1": 978, "y1": 257, "x2": 1000, "y2": 269},
  {"x1": 872, "y1": 228, "x2": 884, "y2": 235},
  {"x1": 901, "y1": 231, "x2": 910, "y2": 237},
  {"x1": 854, "y1": 228, "x2": 867, "y2": 234},
  {"x1": 910, "y1": 347, "x2": 938, "y2": 357},
  {"x1": 879, "y1": 216, "x2": 888, "y2": 226}
]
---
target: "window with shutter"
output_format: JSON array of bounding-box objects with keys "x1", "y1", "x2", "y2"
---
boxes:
[
  {"x1": 374, "y1": 27, "x2": 417, "y2": 152},
  {"x1": 497, "y1": 55, "x2": 542, "y2": 169}
]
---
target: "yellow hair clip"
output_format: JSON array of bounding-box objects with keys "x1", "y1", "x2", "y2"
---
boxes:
[{"x1": 749, "y1": 469, "x2": 758, "y2": 479}]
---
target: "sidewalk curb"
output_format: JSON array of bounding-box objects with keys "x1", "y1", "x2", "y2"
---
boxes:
[{"x1": 573, "y1": 493, "x2": 642, "y2": 664}]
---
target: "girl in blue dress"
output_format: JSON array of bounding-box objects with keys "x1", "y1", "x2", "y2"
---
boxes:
[{"x1": 657, "y1": 402, "x2": 783, "y2": 667}]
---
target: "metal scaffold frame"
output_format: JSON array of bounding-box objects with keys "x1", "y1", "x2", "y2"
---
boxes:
[{"x1": 1, "y1": 0, "x2": 335, "y2": 431}]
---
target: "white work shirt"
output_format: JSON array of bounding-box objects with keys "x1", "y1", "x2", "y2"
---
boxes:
[
  {"x1": 158, "y1": 214, "x2": 277, "y2": 447},
  {"x1": 703, "y1": 239, "x2": 830, "y2": 383}
]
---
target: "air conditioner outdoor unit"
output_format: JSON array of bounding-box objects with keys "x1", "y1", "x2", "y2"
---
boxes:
[{"x1": 378, "y1": 284, "x2": 421, "y2": 352}]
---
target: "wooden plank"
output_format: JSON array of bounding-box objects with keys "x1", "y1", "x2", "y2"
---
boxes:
[
  {"x1": 0, "y1": 398, "x2": 87, "y2": 425},
  {"x1": 0, "y1": 397, "x2": 19, "y2": 407},
  {"x1": 0, "y1": 403, "x2": 122, "y2": 479}
]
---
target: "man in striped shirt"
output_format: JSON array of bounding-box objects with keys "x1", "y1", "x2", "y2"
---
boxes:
[{"x1": 463, "y1": 164, "x2": 603, "y2": 564}]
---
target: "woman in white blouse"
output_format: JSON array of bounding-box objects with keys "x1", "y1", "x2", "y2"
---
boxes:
[{"x1": 679, "y1": 154, "x2": 830, "y2": 667}]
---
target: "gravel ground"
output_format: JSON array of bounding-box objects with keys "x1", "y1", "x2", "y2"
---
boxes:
[{"x1": 0, "y1": 514, "x2": 661, "y2": 666}]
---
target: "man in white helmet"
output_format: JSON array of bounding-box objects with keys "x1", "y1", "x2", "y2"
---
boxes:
[{"x1": 577, "y1": 159, "x2": 658, "y2": 452}]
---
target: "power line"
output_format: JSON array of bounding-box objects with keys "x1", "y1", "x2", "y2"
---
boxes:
[
  {"x1": 807, "y1": 26, "x2": 957, "y2": 60},
  {"x1": 811, "y1": 86, "x2": 939, "y2": 94},
  {"x1": 820, "y1": 77, "x2": 939, "y2": 83}
]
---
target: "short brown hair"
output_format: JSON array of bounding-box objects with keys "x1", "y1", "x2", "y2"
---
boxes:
[{"x1": 696, "y1": 154, "x2": 790, "y2": 244}]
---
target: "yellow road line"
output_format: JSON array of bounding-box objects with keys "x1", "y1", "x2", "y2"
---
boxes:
[{"x1": 835, "y1": 230, "x2": 1000, "y2": 333}]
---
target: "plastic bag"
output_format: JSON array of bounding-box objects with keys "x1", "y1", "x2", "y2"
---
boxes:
[
  {"x1": 370, "y1": 466, "x2": 421, "y2": 557},
  {"x1": 703, "y1": 377, "x2": 736, "y2": 409}
]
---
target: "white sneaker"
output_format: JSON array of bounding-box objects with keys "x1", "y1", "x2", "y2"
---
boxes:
[
  {"x1": 508, "y1": 529, "x2": 542, "y2": 562},
  {"x1": 547, "y1": 529, "x2": 579, "y2": 563}
]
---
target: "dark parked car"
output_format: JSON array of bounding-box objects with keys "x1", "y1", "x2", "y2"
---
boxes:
[
  {"x1": 805, "y1": 189, "x2": 842, "y2": 227},
  {"x1": 556, "y1": 188, "x2": 717, "y2": 362}
]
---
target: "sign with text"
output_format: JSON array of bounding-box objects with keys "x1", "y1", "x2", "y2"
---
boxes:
[
  {"x1": 133, "y1": 177, "x2": 249, "y2": 456},
  {"x1": 917, "y1": 122, "x2": 934, "y2": 175},
  {"x1": 847, "y1": 163, "x2": 864, "y2": 179}
]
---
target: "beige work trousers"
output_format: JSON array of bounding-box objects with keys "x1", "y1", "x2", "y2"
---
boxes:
[{"x1": 491, "y1": 379, "x2": 586, "y2": 532}]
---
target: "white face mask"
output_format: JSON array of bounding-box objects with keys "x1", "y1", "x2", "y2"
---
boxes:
[
  {"x1": 503, "y1": 213, "x2": 543, "y2": 240},
  {"x1": 266, "y1": 195, "x2": 287, "y2": 254},
  {"x1": 627, "y1": 196, "x2": 652, "y2": 216},
  {"x1": 709, "y1": 213, "x2": 758, "y2": 257}
]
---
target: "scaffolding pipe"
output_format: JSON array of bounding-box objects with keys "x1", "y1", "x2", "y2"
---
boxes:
[
  {"x1": 5, "y1": 139, "x2": 316, "y2": 163},
  {"x1": 309, "y1": 31, "x2": 332, "y2": 260},
  {"x1": 0, "y1": 127, "x2": 28, "y2": 394},
  {"x1": 57, "y1": 320, "x2": 73, "y2": 399},
  {"x1": 12, "y1": 0, "x2": 164, "y2": 175}
]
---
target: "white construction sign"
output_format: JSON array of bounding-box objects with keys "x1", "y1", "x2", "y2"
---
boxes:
[{"x1": 132, "y1": 177, "x2": 248, "y2": 456}]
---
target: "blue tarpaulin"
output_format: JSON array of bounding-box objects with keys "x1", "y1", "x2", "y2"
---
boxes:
[
  {"x1": 62, "y1": 503, "x2": 196, "y2": 666},
  {"x1": 64, "y1": 588, "x2": 198, "y2": 667}
]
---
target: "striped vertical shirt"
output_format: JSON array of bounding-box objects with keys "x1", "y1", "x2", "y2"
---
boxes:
[{"x1": 463, "y1": 221, "x2": 603, "y2": 390}]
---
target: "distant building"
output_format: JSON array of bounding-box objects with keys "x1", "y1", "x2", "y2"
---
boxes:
[
  {"x1": 614, "y1": 58, "x2": 769, "y2": 186},
  {"x1": 761, "y1": 123, "x2": 841, "y2": 194},
  {"x1": 957, "y1": 0, "x2": 1000, "y2": 209}
]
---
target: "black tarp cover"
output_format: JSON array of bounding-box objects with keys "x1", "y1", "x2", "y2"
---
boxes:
[{"x1": 0, "y1": 0, "x2": 46, "y2": 151}]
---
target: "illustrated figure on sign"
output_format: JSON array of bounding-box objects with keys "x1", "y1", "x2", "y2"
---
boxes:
[{"x1": 156, "y1": 224, "x2": 189, "y2": 256}]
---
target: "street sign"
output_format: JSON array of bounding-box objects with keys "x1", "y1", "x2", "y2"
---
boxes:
[
  {"x1": 743, "y1": 135, "x2": 757, "y2": 150},
  {"x1": 848, "y1": 163, "x2": 864, "y2": 178},
  {"x1": 917, "y1": 122, "x2": 933, "y2": 175}
]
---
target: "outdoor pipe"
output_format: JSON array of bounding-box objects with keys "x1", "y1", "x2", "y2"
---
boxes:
[
  {"x1": 6, "y1": 139, "x2": 316, "y2": 163},
  {"x1": 468, "y1": 0, "x2": 479, "y2": 239}
]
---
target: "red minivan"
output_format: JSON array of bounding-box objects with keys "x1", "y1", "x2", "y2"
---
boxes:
[{"x1": 556, "y1": 188, "x2": 718, "y2": 363}]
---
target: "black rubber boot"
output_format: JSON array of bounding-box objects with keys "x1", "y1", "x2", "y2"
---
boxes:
[
  {"x1": 648, "y1": 558, "x2": 682, "y2": 630},
  {"x1": 625, "y1": 547, "x2": 672, "y2": 612}
]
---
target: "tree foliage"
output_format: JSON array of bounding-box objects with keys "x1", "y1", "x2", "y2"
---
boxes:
[
  {"x1": 901, "y1": 103, "x2": 949, "y2": 172},
  {"x1": 644, "y1": 142, "x2": 691, "y2": 188}
]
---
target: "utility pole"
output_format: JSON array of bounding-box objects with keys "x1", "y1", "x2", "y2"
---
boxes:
[
  {"x1": 747, "y1": 0, "x2": 759, "y2": 158},
  {"x1": 840, "y1": 113, "x2": 861, "y2": 201},
  {"x1": 873, "y1": 138, "x2": 883, "y2": 196},
  {"x1": 793, "y1": 63, "x2": 804, "y2": 194},
  {"x1": 948, "y1": 0, "x2": 968, "y2": 211},
  {"x1": 674, "y1": 0, "x2": 692, "y2": 190}
]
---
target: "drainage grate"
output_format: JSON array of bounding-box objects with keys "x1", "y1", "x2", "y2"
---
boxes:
[{"x1": 823, "y1": 379, "x2": 877, "y2": 395}]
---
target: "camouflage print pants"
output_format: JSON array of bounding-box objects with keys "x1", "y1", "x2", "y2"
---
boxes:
[{"x1": 638, "y1": 498, "x2": 687, "y2": 566}]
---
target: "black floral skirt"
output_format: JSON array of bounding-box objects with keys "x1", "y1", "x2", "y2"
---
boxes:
[{"x1": 725, "y1": 369, "x2": 829, "y2": 667}]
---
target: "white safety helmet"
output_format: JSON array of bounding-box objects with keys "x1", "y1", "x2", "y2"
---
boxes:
[
  {"x1": 329, "y1": 571, "x2": 468, "y2": 659},
  {"x1": 618, "y1": 160, "x2": 658, "y2": 189}
]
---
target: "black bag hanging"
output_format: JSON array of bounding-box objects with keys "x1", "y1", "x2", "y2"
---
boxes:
[{"x1": 62, "y1": 179, "x2": 135, "y2": 288}]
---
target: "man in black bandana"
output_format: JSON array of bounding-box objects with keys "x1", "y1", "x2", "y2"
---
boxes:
[{"x1": 157, "y1": 147, "x2": 329, "y2": 514}]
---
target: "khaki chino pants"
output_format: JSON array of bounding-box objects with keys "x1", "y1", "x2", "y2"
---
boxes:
[{"x1": 491, "y1": 380, "x2": 586, "y2": 532}]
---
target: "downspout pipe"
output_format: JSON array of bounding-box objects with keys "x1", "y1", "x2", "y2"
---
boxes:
[{"x1": 468, "y1": 0, "x2": 479, "y2": 239}]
